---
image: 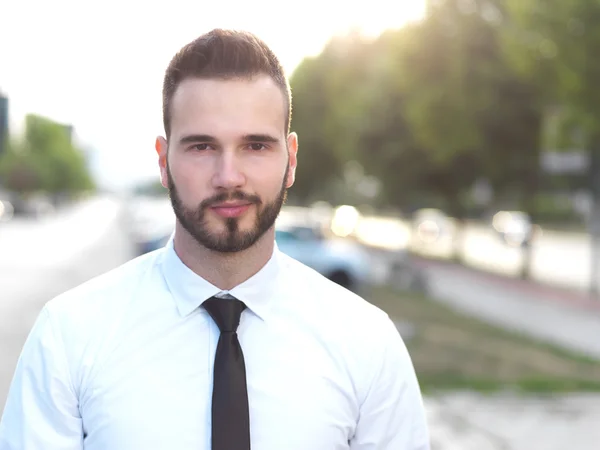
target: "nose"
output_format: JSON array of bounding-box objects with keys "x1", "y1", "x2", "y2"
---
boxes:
[{"x1": 211, "y1": 151, "x2": 246, "y2": 190}]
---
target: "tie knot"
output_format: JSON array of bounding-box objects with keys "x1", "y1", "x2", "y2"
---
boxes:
[{"x1": 203, "y1": 297, "x2": 246, "y2": 333}]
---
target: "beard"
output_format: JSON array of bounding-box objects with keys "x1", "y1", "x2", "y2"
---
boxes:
[{"x1": 167, "y1": 163, "x2": 288, "y2": 253}]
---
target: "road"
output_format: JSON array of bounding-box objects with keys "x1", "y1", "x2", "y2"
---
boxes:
[
  {"x1": 357, "y1": 215, "x2": 600, "y2": 294},
  {"x1": 0, "y1": 196, "x2": 135, "y2": 410},
  {"x1": 455, "y1": 222, "x2": 594, "y2": 292}
]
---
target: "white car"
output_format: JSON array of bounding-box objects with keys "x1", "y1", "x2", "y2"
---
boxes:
[{"x1": 275, "y1": 224, "x2": 372, "y2": 293}]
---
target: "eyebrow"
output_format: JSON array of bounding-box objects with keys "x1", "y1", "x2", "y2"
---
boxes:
[
  {"x1": 179, "y1": 134, "x2": 217, "y2": 145},
  {"x1": 178, "y1": 133, "x2": 280, "y2": 145},
  {"x1": 241, "y1": 134, "x2": 280, "y2": 143}
]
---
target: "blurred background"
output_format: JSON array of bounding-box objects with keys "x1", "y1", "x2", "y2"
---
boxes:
[{"x1": 2, "y1": 0, "x2": 600, "y2": 448}]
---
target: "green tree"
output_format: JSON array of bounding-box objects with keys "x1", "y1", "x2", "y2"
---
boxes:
[
  {"x1": 388, "y1": 3, "x2": 501, "y2": 259},
  {"x1": 289, "y1": 55, "x2": 342, "y2": 204},
  {"x1": 289, "y1": 33, "x2": 378, "y2": 205},
  {"x1": 505, "y1": 0, "x2": 600, "y2": 290},
  {"x1": 394, "y1": 0, "x2": 544, "y2": 270},
  {"x1": 289, "y1": 3, "x2": 546, "y2": 273},
  {"x1": 0, "y1": 138, "x2": 45, "y2": 193},
  {"x1": 0, "y1": 114, "x2": 95, "y2": 198}
]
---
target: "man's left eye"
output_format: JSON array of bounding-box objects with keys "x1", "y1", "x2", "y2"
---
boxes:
[{"x1": 249, "y1": 143, "x2": 266, "y2": 151}]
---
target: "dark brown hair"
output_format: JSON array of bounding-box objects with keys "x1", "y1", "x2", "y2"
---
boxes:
[{"x1": 162, "y1": 29, "x2": 292, "y2": 138}]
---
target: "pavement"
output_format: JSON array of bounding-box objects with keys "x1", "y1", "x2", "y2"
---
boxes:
[
  {"x1": 425, "y1": 391, "x2": 600, "y2": 450},
  {"x1": 415, "y1": 257, "x2": 600, "y2": 360}
]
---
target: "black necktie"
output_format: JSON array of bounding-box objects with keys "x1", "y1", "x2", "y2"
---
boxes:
[{"x1": 203, "y1": 297, "x2": 251, "y2": 450}]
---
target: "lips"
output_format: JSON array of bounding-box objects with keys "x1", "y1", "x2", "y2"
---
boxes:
[{"x1": 210, "y1": 202, "x2": 252, "y2": 218}]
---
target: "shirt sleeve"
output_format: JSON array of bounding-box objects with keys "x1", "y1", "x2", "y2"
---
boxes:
[
  {"x1": 0, "y1": 305, "x2": 83, "y2": 450},
  {"x1": 349, "y1": 316, "x2": 430, "y2": 450}
]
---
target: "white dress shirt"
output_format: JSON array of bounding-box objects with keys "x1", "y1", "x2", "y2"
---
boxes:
[{"x1": 0, "y1": 238, "x2": 430, "y2": 450}]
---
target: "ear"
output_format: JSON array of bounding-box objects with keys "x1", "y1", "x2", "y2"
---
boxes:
[
  {"x1": 285, "y1": 132, "x2": 298, "y2": 188},
  {"x1": 156, "y1": 136, "x2": 169, "y2": 189}
]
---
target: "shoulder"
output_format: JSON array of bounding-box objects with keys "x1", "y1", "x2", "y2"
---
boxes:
[
  {"x1": 278, "y1": 251, "x2": 395, "y2": 339},
  {"x1": 278, "y1": 252, "x2": 412, "y2": 400},
  {"x1": 44, "y1": 249, "x2": 164, "y2": 329}
]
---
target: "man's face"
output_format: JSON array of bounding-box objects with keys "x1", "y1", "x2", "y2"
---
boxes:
[{"x1": 157, "y1": 75, "x2": 297, "y2": 253}]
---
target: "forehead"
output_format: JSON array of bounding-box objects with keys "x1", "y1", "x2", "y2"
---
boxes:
[{"x1": 169, "y1": 75, "x2": 287, "y2": 140}]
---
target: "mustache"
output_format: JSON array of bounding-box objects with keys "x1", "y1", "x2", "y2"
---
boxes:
[{"x1": 200, "y1": 191, "x2": 262, "y2": 209}]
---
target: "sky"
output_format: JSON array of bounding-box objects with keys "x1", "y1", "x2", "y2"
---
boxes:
[{"x1": 1, "y1": 0, "x2": 426, "y2": 191}]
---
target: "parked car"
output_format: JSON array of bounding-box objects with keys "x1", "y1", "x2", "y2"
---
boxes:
[
  {"x1": 275, "y1": 224, "x2": 372, "y2": 293},
  {"x1": 411, "y1": 208, "x2": 453, "y2": 244},
  {"x1": 491, "y1": 210, "x2": 534, "y2": 248}
]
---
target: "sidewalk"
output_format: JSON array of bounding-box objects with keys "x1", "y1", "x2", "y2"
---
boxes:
[
  {"x1": 425, "y1": 392, "x2": 600, "y2": 450},
  {"x1": 415, "y1": 257, "x2": 600, "y2": 359}
]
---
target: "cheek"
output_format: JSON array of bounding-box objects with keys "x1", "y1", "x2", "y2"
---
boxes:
[
  {"x1": 251, "y1": 164, "x2": 287, "y2": 192},
  {"x1": 169, "y1": 159, "x2": 209, "y2": 202}
]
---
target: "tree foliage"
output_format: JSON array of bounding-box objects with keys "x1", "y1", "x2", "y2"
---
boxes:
[
  {"x1": 290, "y1": 0, "x2": 545, "y2": 221},
  {"x1": 0, "y1": 114, "x2": 95, "y2": 196}
]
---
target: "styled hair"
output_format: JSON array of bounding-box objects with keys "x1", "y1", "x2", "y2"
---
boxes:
[{"x1": 162, "y1": 29, "x2": 292, "y2": 138}]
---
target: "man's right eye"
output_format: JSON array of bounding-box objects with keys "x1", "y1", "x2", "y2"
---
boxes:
[{"x1": 192, "y1": 143, "x2": 210, "y2": 151}]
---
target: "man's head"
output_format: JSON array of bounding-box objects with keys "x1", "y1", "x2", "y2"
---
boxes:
[{"x1": 156, "y1": 29, "x2": 297, "y2": 254}]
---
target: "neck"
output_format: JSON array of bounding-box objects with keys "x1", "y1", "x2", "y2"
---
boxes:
[{"x1": 172, "y1": 222, "x2": 275, "y2": 290}]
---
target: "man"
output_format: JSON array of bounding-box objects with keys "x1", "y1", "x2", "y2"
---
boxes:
[{"x1": 0, "y1": 29, "x2": 430, "y2": 449}]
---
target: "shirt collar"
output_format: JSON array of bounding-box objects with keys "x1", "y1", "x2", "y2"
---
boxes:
[{"x1": 160, "y1": 235, "x2": 284, "y2": 321}]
